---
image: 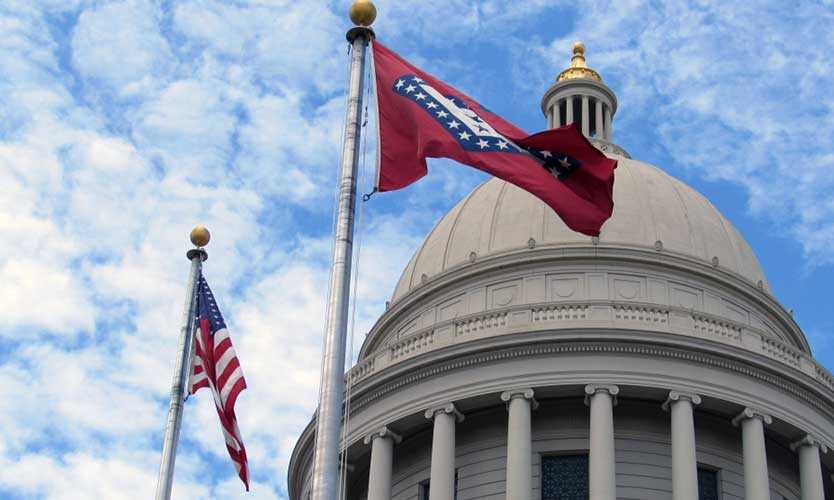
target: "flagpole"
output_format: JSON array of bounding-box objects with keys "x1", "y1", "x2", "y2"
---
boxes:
[
  {"x1": 155, "y1": 226, "x2": 210, "y2": 500},
  {"x1": 310, "y1": 2, "x2": 376, "y2": 499}
]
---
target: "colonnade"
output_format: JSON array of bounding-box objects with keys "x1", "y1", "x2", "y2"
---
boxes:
[
  {"x1": 363, "y1": 386, "x2": 828, "y2": 500},
  {"x1": 548, "y1": 96, "x2": 612, "y2": 141}
]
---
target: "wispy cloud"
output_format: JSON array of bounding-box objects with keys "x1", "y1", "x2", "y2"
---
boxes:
[{"x1": 2, "y1": 1, "x2": 833, "y2": 498}]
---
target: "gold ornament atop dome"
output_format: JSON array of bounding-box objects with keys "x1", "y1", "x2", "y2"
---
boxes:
[
  {"x1": 557, "y1": 41, "x2": 602, "y2": 82},
  {"x1": 190, "y1": 225, "x2": 211, "y2": 248},
  {"x1": 349, "y1": 0, "x2": 377, "y2": 27}
]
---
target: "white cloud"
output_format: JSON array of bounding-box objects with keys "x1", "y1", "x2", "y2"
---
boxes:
[
  {"x1": 133, "y1": 78, "x2": 238, "y2": 173},
  {"x1": 0, "y1": 259, "x2": 95, "y2": 336},
  {"x1": 0, "y1": 449, "x2": 210, "y2": 500},
  {"x1": 72, "y1": 0, "x2": 174, "y2": 97},
  {"x1": 171, "y1": 0, "x2": 345, "y2": 94}
]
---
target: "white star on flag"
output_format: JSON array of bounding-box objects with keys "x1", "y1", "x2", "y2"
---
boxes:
[
  {"x1": 415, "y1": 92, "x2": 426, "y2": 100},
  {"x1": 427, "y1": 102, "x2": 438, "y2": 109},
  {"x1": 447, "y1": 120, "x2": 460, "y2": 129},
  {"x1": 395, "y1": 79, "x2": 405, "y2": 89},
  {"x1": 541, "y1": 150, "x2": 552, "y2": 158},
  {"x1": 459, "y1": 131, "x2": 471, "y2": 140},
  {"x1": 437, "y1": 110, "x2": 448, "y2": 118},
  {"x1": 405, "y1": 84, "x2": 416, "y2": 93},
  {"x1": 477, "y1": 139, "x2": 489, "y2": 149}
]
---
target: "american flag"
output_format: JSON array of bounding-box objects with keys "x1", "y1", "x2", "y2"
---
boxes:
[{"x1": 188, "y1": 273, "x2": 249, "y2": 490}]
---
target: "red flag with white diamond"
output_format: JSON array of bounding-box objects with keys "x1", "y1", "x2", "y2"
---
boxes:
[{"x1": 372, "y1": 41, "x2": 616, "y2": 236}]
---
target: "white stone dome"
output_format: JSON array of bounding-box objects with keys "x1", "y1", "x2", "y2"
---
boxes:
[{"x1": 392, "y1": 156, "x2": 768, "y2": 302}]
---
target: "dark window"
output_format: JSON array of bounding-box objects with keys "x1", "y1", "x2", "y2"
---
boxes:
[
  {"x1": 697, "y1": 467, "x2": 720, "y2": 500},
  {"x1": 420, "y1": 470, "x2": 459, "y2": 500},
  {"x1": 541, "y1": 454, "x2": 589, "y2": 500},
  {"x1": 420, "y1": 481, "x2": 429, "y2": 500}
]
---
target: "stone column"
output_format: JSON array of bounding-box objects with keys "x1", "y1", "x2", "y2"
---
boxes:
[
  {"x1": 565, "y1": 98, "x2": 574, "y2": 125},
  {"x1": 553, "y1": 102, "x2": 561, "y2": 128},
  {"x1": 732, "y1": 408, "x2": 773, "y2": 500},
  {"x1": 585, "y1": 384, "x2": 619, "y2": 500},
  {"x1": 604, "y1": 106, "x2": 612, "y2": 141},
  {"x1": 581, "y1": 96, "x2": 590, "y2": 136},
  {"x1": 425, "y1": 403, "x2": 464, "y2": 500},
  {"x1": 791, "y1": 435, "x2": 828, "y2": 500},
  {"x1": 662, "y1": 391, "x2": 702, "y2": 500},
  {"x1": 501, "y1": 388, "x2": 538, "y2": 500},
  {"x1": 595, "y1": 99, "x2": 604, "y2": 138},
  {"x1": 364, "y1": 426, "x2": 402, "y2": 500}
]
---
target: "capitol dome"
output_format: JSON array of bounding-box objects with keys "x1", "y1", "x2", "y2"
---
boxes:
[
  {"x1": 290, "y1": 42, "x2": 834, "y2": 500},
  {"x1": 392, "y1": 158, "x2": 768, "y2": 304}
]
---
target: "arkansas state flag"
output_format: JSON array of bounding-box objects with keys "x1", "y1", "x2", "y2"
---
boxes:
[{"x1": 372, "y1": 41, "x2": 616, "y2": 236}]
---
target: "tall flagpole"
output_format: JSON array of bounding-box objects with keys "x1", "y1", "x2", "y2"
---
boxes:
[
  {"x1": 310, "y1": 2, "x2": 376, "y2": 499},
  {"x1": 155, "y1": 226, "x2": 210, "y2": 500}
]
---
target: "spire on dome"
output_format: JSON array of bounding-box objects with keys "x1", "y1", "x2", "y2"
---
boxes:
[
  {"x1": 557, "y1": 41, "x2": 602, "y2": 82},
  {"x1": 541, "y1": 40, "x2": 620, "y2": 147}
]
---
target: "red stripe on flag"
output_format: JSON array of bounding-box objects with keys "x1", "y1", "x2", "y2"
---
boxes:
[{"x1": 188, "y1": 312, "x2": 249, "y2": 490}]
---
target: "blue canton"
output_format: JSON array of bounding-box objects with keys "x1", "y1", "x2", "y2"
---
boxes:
[
  {"x1": 197, "y1": 274, "x2": 227, "y2": 335},
  {"x1": 527, "y1": 149, "x2": 582, "y2": 180}
]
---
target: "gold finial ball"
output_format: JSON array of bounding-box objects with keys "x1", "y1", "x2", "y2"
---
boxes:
[
  {"x1": 349, "y1": 0, "x2": 376, "y2": 27},
  {"x1": 190, "y1": 225, "x2": 211, "y2": 248},
  {"x1": 572, "y1": 41, "x2": 585, "y2": 56}
]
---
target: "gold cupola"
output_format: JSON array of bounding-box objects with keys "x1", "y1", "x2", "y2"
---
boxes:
[
  {"x1": 557, "y1": 41, "x2": 602, "y2": 82},
  {"x1": 541, "y1": 41, "x2": 622, "y2": 153}
]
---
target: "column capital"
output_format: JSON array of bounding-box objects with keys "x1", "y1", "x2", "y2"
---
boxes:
[
  {"x1": 363, "y1": 425, "x2": 402, "y2": 446},
  {"x1": 661, "y1": 390, "x2": 702, "y2": 411},
  {"x1": 791, "y1": 434, "x2": 829, "y2": 454},
  {"x1": 500, "y1": 388, "x2": 539, "y2": 410},
  {"x1": 425, "y1": 402, "x2": 464, "y2": 422},
  {"x1": 584, "y1": 384, "x2": 619, "y2": 406},
  {"x1": 732, "y1": 407, "x2": 772, "y2": 427}
]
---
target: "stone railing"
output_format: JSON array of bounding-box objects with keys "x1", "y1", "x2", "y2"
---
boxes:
[
  {"x1": 389, "y1": 329, "x2": 434, "y2": 362},
  {"x1": 348, "y1": 357, "x2": 375, "y2": 383},
  {"x1": 761, "y1": 336, "x2": 803, "y2": 370},
  {"x1": 692, "y1": 313, "x2": 741, "y2": 343},
  {"x1": 347, "y1": 300, "x2": 834, "y2": 393},
  {"x1": 455, "y1": 312, "x2": 508, "y2": 336},
  {"x1": 532, "y1": 304, "x2": 589, "y2": 322},
  {"x1": 612, "y1": 304, "x2": 668, "y2": 325}
]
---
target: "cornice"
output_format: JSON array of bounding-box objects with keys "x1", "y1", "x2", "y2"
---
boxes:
[{"x1": 351, "y1": 332, "x2": 834, "y2": 420}]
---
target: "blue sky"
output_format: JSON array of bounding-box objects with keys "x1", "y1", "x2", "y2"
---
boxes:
[{"x1": 2, "y1": 1, "x2": 834, "y2": 498}]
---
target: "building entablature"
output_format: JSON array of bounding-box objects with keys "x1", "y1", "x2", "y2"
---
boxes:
[{"x1": 359, "y1": 248, "x2": 811, "y2": 370}]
